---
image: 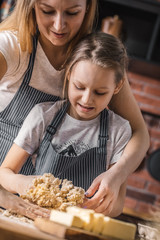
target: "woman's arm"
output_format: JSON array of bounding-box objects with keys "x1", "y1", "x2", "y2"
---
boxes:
[
  {"x1": 0, "y1": 51, "x2": 7, "y2": 80},
  {"x1": 0, "y1": 144, "x2": 35, "y2": 195},
  {"x1": 0, "y1": 185, "x2": 50, "y2": 219},
  {"x1": 109, "y1": 74, "x2": 150, "y2": 182}
]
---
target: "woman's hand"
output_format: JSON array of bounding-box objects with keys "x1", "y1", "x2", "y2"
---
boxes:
[
  {"x1": 0, "y1": 185, "x2": 50, "y2": 220},
  {"x1": 82, "y1": 169, "x2": 121, "y2": 215}
]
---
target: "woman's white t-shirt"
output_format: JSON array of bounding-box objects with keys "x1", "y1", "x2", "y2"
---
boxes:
[{"x1": 0, "y1": 31, "x2": 64, "y2": 111}]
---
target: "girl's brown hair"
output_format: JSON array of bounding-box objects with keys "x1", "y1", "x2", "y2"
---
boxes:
[
  {"x1": 0, "y1": 0, "x2": 98, "y2": 54},
  {"x1": 63, "y1": 32, "x2": 128, "y2": 98}
]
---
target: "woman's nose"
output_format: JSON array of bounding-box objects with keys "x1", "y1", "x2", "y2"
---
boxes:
[{"x1": 53, "y1": 13, "x2": 66, "y2": 31}]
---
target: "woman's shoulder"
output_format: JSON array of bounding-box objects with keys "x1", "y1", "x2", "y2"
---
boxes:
[
  {"x1": 0, "y1": 30, "x2": 27, "y2": 74},
  {"x1": 0, "y1": 30, "x2": 18, "y2": 46}
]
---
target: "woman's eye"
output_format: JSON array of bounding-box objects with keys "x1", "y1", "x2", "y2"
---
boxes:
[
  {"x1": 42, "y1": 10, "x2": 54, "y2": 15},
  {"x1": 66, "y1": 11, "x2": 79, "y2": 16}
]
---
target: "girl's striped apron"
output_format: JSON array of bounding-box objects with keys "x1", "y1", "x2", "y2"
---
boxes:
[
  {"x1": 35, "y1": 101, "x2": 109, "y2": 190},
  {"x1": 0, "y1": 34, "x2": 60, "y2": 175}
]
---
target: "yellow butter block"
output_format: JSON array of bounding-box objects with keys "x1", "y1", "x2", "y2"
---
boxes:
[
  {"x1": 50, "y1": 209, "x2": 83, "y2": 228},
  {"x1": 101, "y1": 216, "x2": 136, "y2": 240},
  {"x1": 66, "y1": 206, "x2": 94, "y2": 231},
  {"x1": 91, "y1": 213, "x2": 104, "y2": 234}
]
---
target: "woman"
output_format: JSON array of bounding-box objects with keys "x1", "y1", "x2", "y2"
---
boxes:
[{"x1": 0, "y1": 0, "x2": 149, "y2": 215}]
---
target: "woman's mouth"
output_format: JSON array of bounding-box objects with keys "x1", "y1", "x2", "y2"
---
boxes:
[{"x1": 51, "y1": 31, "x2": 67, "y2": 39}]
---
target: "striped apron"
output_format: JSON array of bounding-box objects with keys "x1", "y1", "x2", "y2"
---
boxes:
[
  {"x1": 0, "y1": 34, "x2": 60, "y2": 174},
  {"x1": 35, "y1": 101, "x2": 109, "y2": 190}
]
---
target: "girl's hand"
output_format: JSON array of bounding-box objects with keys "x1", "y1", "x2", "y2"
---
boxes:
[
  {"x1": 0, "y1": 185, "x2": 50, "y2": 220},
  {"x1": 15, "y1": 175, "x2": 38, "y2": 196},
  {"x1": 82, "y1": 170, "x2": 121, "y2": 215}
]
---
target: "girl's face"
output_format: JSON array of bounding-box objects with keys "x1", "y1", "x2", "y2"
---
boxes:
[
  {"x1": 35, "y1": 0, "x2": 87, "y2": 47},
  {"x1": 68, "y1": 60, "x2": 122, "y2": 121}
]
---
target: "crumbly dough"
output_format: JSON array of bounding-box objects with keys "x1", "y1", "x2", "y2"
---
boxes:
[
  {"x1": 1, "y1": 209, "x2": 33, "y2": 224},
  {"x1": 21, "y1": 173, "x2": 85, "y2": 211}
]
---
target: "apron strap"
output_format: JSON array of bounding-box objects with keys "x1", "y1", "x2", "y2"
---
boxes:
[
  {"x1": 23, "y1": 30, "x2": 39, "y2": 85},
  {"x1": 44, "y1": 101, "x2": 70, "y2": 142},
  {"x1": 98, "y1": 109, "x2": 109, "y2": 155}
]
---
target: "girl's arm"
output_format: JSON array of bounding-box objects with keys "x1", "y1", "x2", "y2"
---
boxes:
[
  {"x1": 109, "y1": 74, "x2": 150, "y2": 181},
  {"x1": 83, "y1": 167, "x2": 127, "y2": 217},
  {"x1": 0, "y1": 144, "x2": 35, "y2": 195}
]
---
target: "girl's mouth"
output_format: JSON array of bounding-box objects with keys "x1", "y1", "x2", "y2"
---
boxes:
[{"x1": 78, "y1": 103, "x2": 94, "y2": 112}]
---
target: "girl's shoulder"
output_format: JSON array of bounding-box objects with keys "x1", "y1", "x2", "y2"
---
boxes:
[
  {"x1": 108, "y1": 109, "x2": 131, "y2": 132},
  {"x1": 30, "y1": 100, "x2": 65, "y2": 120}
]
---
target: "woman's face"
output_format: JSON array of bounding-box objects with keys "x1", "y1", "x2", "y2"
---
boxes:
[{"x1": 35, "y1": 0, "x2": 87, "y2": 47}]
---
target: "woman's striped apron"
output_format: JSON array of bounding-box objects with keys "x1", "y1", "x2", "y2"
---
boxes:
[
  {"x1": 0, "y1": 34, "x2": 60, "y2": 174},
  {"x1": 35, "y1": 101, "x2": 109, "y2": 190}
]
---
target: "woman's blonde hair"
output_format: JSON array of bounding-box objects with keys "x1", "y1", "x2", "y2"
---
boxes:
[{"x1": 0, "y1": 0, "x2": 98, "y2": 54}]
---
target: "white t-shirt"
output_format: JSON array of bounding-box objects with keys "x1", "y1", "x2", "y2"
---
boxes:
[
  {"x1": 14, "y1": 101, "x2": 132, "y2": 169},
  {"x1": 0, "y1": 31, "x2": 64, "y2": 111}
]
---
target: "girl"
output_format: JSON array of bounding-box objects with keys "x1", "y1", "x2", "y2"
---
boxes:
[
  {"x1": 0, "y1": 185, "x2": 50, "y2": 219},
  {"x1": 1, "y1": 32, "x2": 131, "y2": 217},
  {"x1": 0, "y1": 0, "x2": 149, "y2": 214}
]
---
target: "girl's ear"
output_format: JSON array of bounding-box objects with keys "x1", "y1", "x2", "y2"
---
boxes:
[{"x1": 113, "y1": 78, "x2": 125, "y2": 95}]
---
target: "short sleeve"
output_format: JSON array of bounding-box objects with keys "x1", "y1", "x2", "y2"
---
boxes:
[
  {"x1": 107, "y1": 111, "x2": 132, "y2": 167},
  {"x1": 0, "y1": 31, "x2": 20, "y2": 74},
  {"x1": 14, "y1": 101, "x2": 59, "y2": 154}
]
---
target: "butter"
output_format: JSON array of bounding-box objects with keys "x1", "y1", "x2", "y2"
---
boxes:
[
  {"x1": 50, "y1": 209, "x2": 83, "y2": 228},
  {"x1": 91, "y1": 213, "x2": 104, "y2": 234},
  {"x1": 66, "y1": 206, "x2": 94, "y2": 231},
  {"x1": 101, "y1": 216, "x2": 136, "y2": 240}
]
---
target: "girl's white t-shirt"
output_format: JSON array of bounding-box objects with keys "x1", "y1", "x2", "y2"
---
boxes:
[
  {"x1": 14, "y1": 100, "x2": 132, "y2": 169},
  {"x1": 0, "y1": 31, "x2": 64, "y2": 111}
]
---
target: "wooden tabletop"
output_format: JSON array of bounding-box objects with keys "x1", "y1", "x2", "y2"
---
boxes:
[{"x1": 0, "y1": 214, "x2": 60, "y2": 240}]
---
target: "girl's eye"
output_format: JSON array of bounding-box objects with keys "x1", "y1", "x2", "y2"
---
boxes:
[
  {"x1": 95, "y1": 91, "x2": 106, "y2": 96},
  {"x1": 74, "y1": 84, "x2": 84, "y2": 90}
]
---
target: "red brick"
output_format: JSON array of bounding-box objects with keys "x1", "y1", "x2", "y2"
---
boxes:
[
  {"x1": 129, "y1": 80, "x2": 144, "y2": 92},
  {"x1": 143, "y1": 114, "x2": 160, "y2": 128},
  {"x1": 147, "y1": 182, "x2": 160, "y2": 196},
  {"x1": 124, "y1": 196, "x2": 137, "y2": 210},
  {"x1": 133, "y1": 93, "x2": 160, "y2": 107},
  {"x1": 151, "y1": 141, "x2": 160, "y2": 152},
  {"x1": 127, "y1": 176, "x2": 146, "y2": 189},
  {"x1": 144, "y1": 85, "x2": 160, "y2": 98},
  {"x1": 149, "y1": 128, "x2": 160, "y2": 140},
  {"x1": 131, "y1": 169, "x2": 158, "y2": 183},
  {"x1": 136, "y1": 201, "x2": 153, "y2": 215},
  {"x1": 140, "y1": 104, "x2": 160, "y2": 116},
  {"x1": 128, "y1": 72, "x2": 160, "y2": 86}
]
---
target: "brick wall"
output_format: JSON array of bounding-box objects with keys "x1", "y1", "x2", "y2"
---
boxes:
[{"x1": 124, "y1": 72, "x2": 160, "y2": 216}]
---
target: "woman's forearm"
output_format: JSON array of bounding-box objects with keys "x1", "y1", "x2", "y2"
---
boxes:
[
  {"x1": 109, "y1": 74, "x2": 150, "y2": 183},
  {"x1": 110, "y1": 128, "x2": 150, "y2": 184}
]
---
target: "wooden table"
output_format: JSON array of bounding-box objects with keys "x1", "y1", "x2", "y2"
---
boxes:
[{"x1": 0, "y1": 214, "x2": 59, "y2": 240}]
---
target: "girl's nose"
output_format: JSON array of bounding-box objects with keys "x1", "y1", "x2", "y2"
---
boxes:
[
  {"x1": 53, "y1": 13, "x2": 66, "y2": 31},
  {"x1": 82, "y1": 91, "x2": 93, "y2": 104}
]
